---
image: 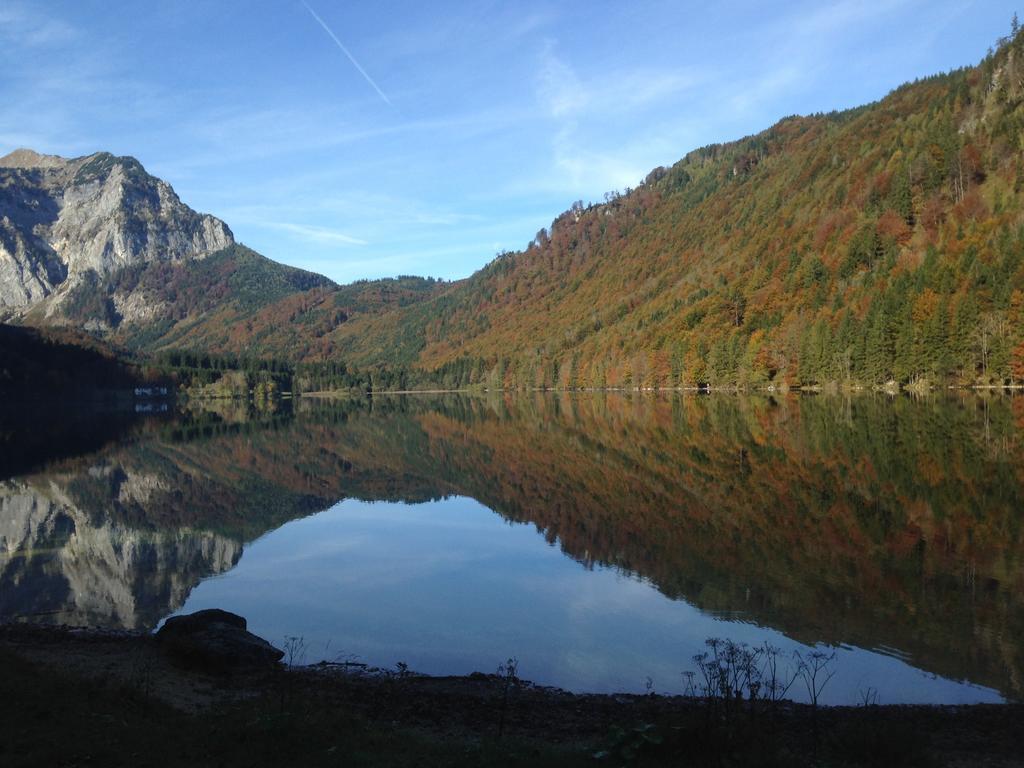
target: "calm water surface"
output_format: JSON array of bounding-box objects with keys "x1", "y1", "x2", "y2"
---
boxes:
[{"x1": 2, "y1": 393, "x2": 1022, "y2": 705}]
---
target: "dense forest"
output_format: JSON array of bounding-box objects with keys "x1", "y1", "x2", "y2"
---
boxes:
[
  {"x1": 285, "y1": 24, "x2": 1024, "y2": 391},
  {"x1": 149, "y1": 349, "x2": 486, "y2": 395},
  {"x1": 78, "y1": 246, "x2": 447, "y2": 364}
]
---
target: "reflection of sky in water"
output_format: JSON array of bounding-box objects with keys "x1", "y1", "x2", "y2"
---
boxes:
[{"x1": 175, "y1": 497, "x2": 1002, "y2": 706}]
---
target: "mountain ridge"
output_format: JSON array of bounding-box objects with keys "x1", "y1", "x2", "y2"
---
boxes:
[{"x1": 4, "y1": 27, "x2": 1024, "y2": 388}]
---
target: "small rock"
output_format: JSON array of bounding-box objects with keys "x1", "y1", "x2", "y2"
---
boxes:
[
  {"x1": 156, "y1": 609, "x2": 283, "y2": 670},
  {"x1": 160, "y1": 608, "x2": 247, "y2": 634}
]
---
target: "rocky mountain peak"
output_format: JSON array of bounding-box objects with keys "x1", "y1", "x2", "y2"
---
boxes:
[
  {"x1": 0, "y1": 148, "x2": 70, "y2": 169},
  {"x1": 0, "y1": 148, "x2": 234, "y2": 316}
]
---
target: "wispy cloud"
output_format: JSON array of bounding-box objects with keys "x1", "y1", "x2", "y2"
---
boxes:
[
  {"x1": 302, "y1": 1, "x2": 392, "y2": 107},
  {"x1": 789, "y1": 0, "x2": 916, "y2": 38},
  {"x1": 533, "y1": 43, "x2": 703, "y2": 196},
  {"x1": 0, "y1": 5, "x2": 77, "y2": 47},
  {"x1": 726, "y1": 0, "x2": 923, "y2": 115},
  {"x1": 537, "y1": 45, "x2": 588, "y2": 119},
  {"x1": 538, "y1": 45, "x2": 702, "y2": 121},
  {"x1": 255, "y1": 221, "x2": 368, "y2": 246},
  {"x1": 155, "y1": 102, "x2": 524, "y2": 178}
]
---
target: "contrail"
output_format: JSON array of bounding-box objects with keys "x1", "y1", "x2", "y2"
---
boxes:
[{"x1": 302, "y1": 1, "x2": 392, "y2": 106}]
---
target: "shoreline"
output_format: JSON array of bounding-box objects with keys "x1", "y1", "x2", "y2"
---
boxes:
[
  {"x1": 2, "y1": 622, "x2": 1021, "y2": 766},
  {"x1": 1, "y1": 621, "x2": 1010, "y2": 710},
  {"x1": 298, "y1": 384, "x2": 1024, "y2": 397}
]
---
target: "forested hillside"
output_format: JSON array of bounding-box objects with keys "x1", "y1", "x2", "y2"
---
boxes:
[
  {"x1": 147, "y1": 270, "x2": 446, "y2": 361},
  {"x1": 9, "y1": 28, "x2": 1024, "y2": 391},
  {"x1": 310, "y1": 26, "x2": 1024, "y2": 390}
]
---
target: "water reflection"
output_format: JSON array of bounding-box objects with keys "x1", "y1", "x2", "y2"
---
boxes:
[
  {"x1": 179, "y1": 496, "x2": 1001, "y2": 705},
  {"x1": 1, "y1": 393, "x2": 1021, "y2": 703}
]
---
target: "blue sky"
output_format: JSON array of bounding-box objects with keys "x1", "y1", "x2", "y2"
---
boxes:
[{"x1": 0, "y1": 1, "x2": 1018, "y2": 284}]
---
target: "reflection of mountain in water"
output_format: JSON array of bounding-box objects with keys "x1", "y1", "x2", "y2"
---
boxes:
[
  {"x1": 1, "y1": 394, "x2": 1022, "y2": 699},
  {"x1": 0, "y1": 475, "x2": 240, "y2": 629},
  {"x1": 0, "y1": 403, "x2": 448, "y2": 630}
]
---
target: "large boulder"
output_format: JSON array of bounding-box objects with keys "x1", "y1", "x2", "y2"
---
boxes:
[{"x1": 156, "y1": 609, "x2": 283, "y2": 670}]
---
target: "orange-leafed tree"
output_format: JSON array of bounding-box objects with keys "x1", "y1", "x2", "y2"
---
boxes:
[{"x1": 1011, "y1": 340, "x2": 1024, "y2": 386}]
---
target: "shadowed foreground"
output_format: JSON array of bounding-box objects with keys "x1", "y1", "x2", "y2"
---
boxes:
[{"x1": 1, "y1": 624, "x2": 1021, "y2": 768}]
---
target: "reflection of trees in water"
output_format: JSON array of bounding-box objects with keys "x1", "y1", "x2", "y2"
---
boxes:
[
  {"x1": 372, "y1": 392, "x2": 1024, "y2": 700},
  {"x1": 2, "y1": 393, "x2": 1022, "y2": 695}
]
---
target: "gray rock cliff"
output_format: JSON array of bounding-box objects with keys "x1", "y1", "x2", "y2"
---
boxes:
[{"x1": 0, "y1": 148, "x2": 233, "y2": 316}]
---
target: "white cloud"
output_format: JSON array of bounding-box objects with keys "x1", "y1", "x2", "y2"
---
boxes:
[
  {"x1": 219, "y1": 192, "x2": 484, "y2": 233},
  {"x1": 252, "y1": 221, "x2": 368, "y2": 246},
  {"x1": 532, "y1": 43, "x2": 704, "y2": 197},
  {"x1": 0, "y1": 4, "x2": 77, "y2": 47},
  {"x1": 538, "y1": 44, "x2": 589, "y2": 119},
  {"x1": 537, "y1": 44, "x2": 702, "y2": 122},
  {"x1": 789, "y1": 0, "x2": 916, "y2": 38}
]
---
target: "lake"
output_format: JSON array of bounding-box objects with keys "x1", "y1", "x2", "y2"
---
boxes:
[{"x1": 1, "y1": 392, "x2": 1021, "y2": 705}]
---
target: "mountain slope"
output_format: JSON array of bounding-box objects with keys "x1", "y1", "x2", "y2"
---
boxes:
[
  {"x1": 136, "y1": 272, "x2": 446, "y2": 359},
  {"x1": 311, "y1": 29, "x2": 1024, "y2": 389}
]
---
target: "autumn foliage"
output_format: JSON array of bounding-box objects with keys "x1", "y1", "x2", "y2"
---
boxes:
[
  {"x1": 295, "y1": 27, "x2": 1024, "y2": 390},
  {"x1": 53, "y1": 25, "x2": 1024, "y2": 392}
]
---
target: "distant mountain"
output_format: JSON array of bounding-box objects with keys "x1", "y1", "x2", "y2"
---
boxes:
[
  {"x1": 117, "y1": 268, "x2": 444, "y2": 359},
  {"x1": 0, "y1": 150, "x2": 340, "y2": 353}
]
